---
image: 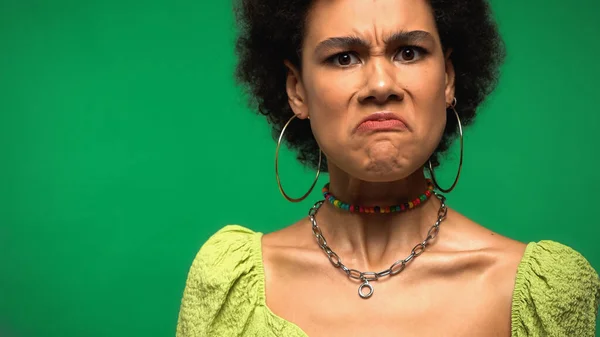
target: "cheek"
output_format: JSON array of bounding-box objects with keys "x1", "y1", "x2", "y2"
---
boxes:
[
  {"x1": 412, "y1": 95, "x2": 447, "y2": 155},
  {"x1": 410, "y1": 68, "x2": 448, "y2": 131},
  {"x1": 409, "y1": 63, "x2": 447, "y2": 100},
  {"x1": 308, "y1": 70, "x2": 356, "y2": 116},
  {"x1": 304, "y1": 71, "x2": 357, "y2": 143}
]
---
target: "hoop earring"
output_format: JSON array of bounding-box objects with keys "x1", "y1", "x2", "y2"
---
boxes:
[
  {"x1": 275, "y1": 115, "x2": 322, "y2": 202},
  {"x1": 427, "y1": 97, "x2": 463, "y2": 193}
]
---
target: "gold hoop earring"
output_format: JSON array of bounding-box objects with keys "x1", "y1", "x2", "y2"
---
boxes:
[
  {"x1": 427, "y1": 97, "x2": 463, "y2": 193},
  {"x1": 275, "y1": 115, "x2": 322, "y2": 202}
]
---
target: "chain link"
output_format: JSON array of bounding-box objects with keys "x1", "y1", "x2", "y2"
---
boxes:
[{"x1": 309, "y1": 192, "x2": 447, "y2": 299}]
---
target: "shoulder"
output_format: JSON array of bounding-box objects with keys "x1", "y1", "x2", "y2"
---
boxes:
[
  {"x1": 186, "y1": 224, "x2": 262, "y2": 279},
  {"x1": 193, "y1": 224, "x2": 260, "y2": 262},
  {"x1": 176, "y1": 225, "x2": 264, "y2": 337},
  {"x1": 512, "y1": 240, "x2": 600, "y2": 336}
]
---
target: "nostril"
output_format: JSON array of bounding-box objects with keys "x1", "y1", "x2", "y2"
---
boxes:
[
  {"x1": 357, "y1": 80, "x2": 404, "y2": 104},
  {"x1": 364, "y1": 93, "x2": 402, "y2": 104},
  {"x1": 388, "y1": 94, "x2": 402, "y2": 101}
]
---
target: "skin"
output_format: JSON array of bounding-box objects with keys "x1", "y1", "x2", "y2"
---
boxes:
[{"x1": 262, "y1": 0, "x2": 527, "y2": 336}]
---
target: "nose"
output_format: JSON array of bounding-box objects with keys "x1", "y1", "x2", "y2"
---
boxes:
[{"x1": 357, "y1": 58, "x2": 404, "y2": 104}]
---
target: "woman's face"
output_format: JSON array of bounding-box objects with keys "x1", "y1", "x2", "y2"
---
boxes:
[{"x1": 286, "y1": 0, "x2": 455, "y2": 182}]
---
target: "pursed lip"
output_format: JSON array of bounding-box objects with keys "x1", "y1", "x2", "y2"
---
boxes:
[{"x1": 354, "y1": 111, "x2": 409, "y2": 133}]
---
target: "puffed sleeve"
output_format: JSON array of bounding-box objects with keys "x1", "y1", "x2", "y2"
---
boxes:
[
  {"x1": 511, "y1": 240, "x2": 600, "y2": 337},
  {"x1": 176, "y1": 225, "x2": 263, "y2": 337}
]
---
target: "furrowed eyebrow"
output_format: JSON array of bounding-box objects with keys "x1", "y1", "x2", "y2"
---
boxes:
[
  {"x1": 383, "y1": 30, "x2": 435, "y2": 46},
  {"x1": 314, "y1": 30, "x2": 435, "y2": 56},
  {"x1": 314, "y1": 36, "x2": 370, "y2": 55}
]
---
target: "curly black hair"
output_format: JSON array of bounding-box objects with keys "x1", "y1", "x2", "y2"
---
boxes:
[{"x1": 234, "y1": 0, "x2": 505, "y2": 171}]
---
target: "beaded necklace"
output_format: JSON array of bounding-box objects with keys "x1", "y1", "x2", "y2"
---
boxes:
[{"x1": 322, "y1": 179, "x2": 435, "y2": 214}]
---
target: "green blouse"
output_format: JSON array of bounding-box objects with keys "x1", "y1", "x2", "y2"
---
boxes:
[{"x1": 176, "y1": 225, "x2": 600, "y2": 336}]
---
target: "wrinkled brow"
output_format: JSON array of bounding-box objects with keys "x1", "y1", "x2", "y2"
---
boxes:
[{"x1": 314, "y1": 30, "x2": 435, "y2": 55}]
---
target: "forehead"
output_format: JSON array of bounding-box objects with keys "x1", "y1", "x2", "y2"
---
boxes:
[{"x1": 304, "y1": 0, "x2": 439, "y2": 45}]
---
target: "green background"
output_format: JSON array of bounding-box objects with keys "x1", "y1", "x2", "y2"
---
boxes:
[{"x1": 1, "y1": 0, "x2": 598, "y2": 336}]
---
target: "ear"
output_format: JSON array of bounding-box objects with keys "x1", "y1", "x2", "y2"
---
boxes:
[
  {"x1": 444, "y1": 49, "x2": 456, "y2": 107},
  {"x1": 284, "y1": 60, "x2": 310, "y2": 119}
]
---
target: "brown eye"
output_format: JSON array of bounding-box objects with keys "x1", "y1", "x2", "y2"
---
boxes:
[
  {"x1": 338, "y1": 53, "x2": 352, "y2": 65},
  {"x1": 401, "y1": 48, "x2": 415, "y2": 61},
  {"x1": 395, "y1": 46, "x2": 427, "y2": 63},
  {"x1": 331, "y1": 52, "x2": 360, "y2": 67}
]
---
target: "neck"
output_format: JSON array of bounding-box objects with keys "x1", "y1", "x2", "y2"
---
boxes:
[{"x1": 314, "y1": 168, "x2": 443, "y2": 270}]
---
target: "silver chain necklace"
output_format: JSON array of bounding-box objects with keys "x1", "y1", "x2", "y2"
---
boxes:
[{"x1": 308, "y1": 192, "x2": 447, "y2": 299}]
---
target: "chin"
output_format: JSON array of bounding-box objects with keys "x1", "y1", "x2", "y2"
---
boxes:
[
  {"x1": 326, "y1": 145, "x2": 429, "y2": 182},
  {"x1": 355, "y1": 160, "x2": 418, "y2": 182}
]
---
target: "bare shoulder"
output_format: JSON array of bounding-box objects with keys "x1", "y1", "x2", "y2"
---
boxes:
[
  {"x1": 261, "y1": 219, "x2": 323, "y2": 275},
  {"x1": 444, "y1": 207, "x2": 527, "y2": 256},
  {"x1": 261, "y1": 219, "x2": 329, "y2": 313},
  {"x1": 261, "y1": 219, "x2": 316, "y2": 259},
  {"x1": 441, "y1": 207, "x2": 528, "y2": 294},
  {"x1": 262, "y1": 220, "x2": 310, "y2": 247}
]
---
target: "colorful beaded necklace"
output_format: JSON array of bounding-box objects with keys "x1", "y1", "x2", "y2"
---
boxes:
[{"x1": 322, "y1": 179, "x2": 435, "y2": 214}]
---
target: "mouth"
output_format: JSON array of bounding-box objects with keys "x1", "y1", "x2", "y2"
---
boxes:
[{"x1": 355, "y1": 112, "x2": 408, "y2": 133}]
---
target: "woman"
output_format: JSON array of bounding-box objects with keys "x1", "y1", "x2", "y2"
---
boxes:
[{"x1": 177, "y1": 0, "x2": 600, "y2": 336}]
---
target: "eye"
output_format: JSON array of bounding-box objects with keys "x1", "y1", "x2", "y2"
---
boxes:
[
  {"x1": 395, "y1": 46, "x2": 427, "y2": 62},
  {"x1": 329, "y1": 52, "x2": 361, "y2": 67}
]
